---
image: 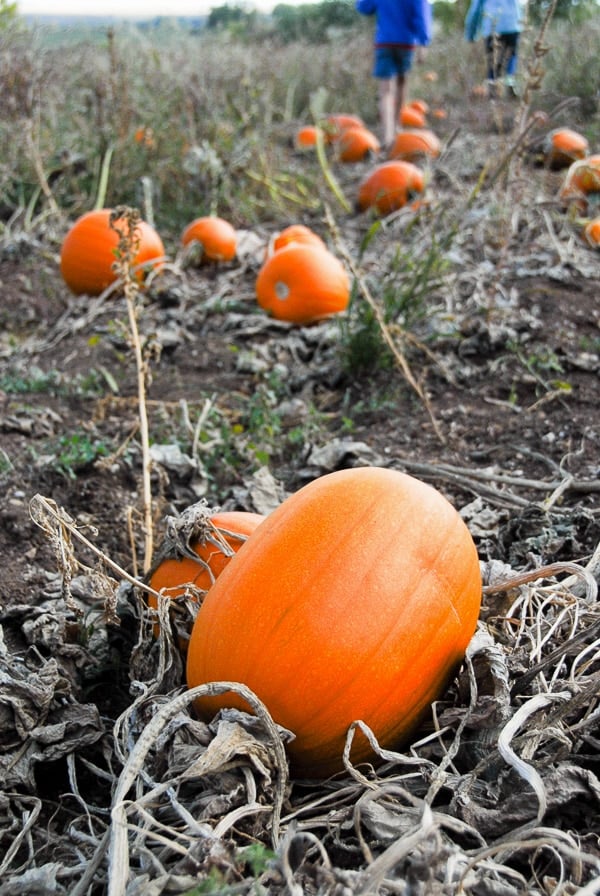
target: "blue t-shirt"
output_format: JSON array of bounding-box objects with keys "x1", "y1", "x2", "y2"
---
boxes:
[
  {"x1": 465, "y1": 0, "x2": 522, "y2": 40},
  {"x1": 356, "y1": 0, "x2": 432, "y2": 47}
]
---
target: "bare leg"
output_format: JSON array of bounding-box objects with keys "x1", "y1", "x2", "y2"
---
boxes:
[
  {"x1": 378, "y1": 77, "x2": 396, "y2": 148},
  {"x1": 396, "y1": 72, "x2": 407, "y2": 123}
]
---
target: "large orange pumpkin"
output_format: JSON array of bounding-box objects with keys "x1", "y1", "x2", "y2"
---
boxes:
[
  {"x1": 357, "y1": 161, "x2": 425, "y2": 216},
  {"x1": 148, "y1": 510, "x2": 265, "y2": 643},
  {"x1": 186, "y1": 466, "x2": 482, "y2": 778},
  {"x1": 181, "y1": 216, "x2": 237, "y2": 263},
  {"x1": 255, "y1": 243, "x2": 350, "y2": 325},
  {"x1": 336, "y1": 125, "x2": 381, "y2": 163},
  {"x1": 388, "y1": 128, "x2": 441, "y2": 162},
  {"x1": 60, "y1": 209, "x2": 165, "y2": 296}
]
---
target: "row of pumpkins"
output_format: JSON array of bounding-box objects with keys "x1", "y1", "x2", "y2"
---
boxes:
[
  {"x1": 59, "y1": 210, "x2": 350, "y2": 325},
  {"x1": 59, "y1": 105, "x2": 600, "y2": 329}
]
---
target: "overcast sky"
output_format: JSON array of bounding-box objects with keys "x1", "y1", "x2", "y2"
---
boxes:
[{"x1": 18, "y1": 0, "x2": 285, "y2": 15}]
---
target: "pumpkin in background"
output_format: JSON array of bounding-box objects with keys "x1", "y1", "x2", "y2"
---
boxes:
[
  {"x1": 388, "y1": 129, "x2": 441, "y2": 162},
  {"x1": 399, "y1": 104, "x2": 426, "y2": 128},
  {"x1": 559, "y1": 155, "x2": 600, "y2": 211},
  {"x1": 60, "y1": 209, "x2": 165, "y2": 296},
  {"x1": 148, "y1": 510, "x2": 265, "y2": 643},
  {"x1": 324, "y1": 113, "x2": 365, "y2": 142},
  {"x1": 181, "y1": 216, "x2": 237, "y2": 263},
  {"x1": 357, "y1": 160, "x2": 425, "y2": 216},
  {"x1": 336, "y1": 125, "x2": 381, "y2": 163},
  {"x1": 432, "y1": 108, "x2": 448, "y2": 120},
  {"x1": 408, "y1": 99, "x2": 429, "y2": 116},
  {"x1": 294, "y1": 125, "x2": 322, "y2": 150},
  {"x1": 583, "y1": 217, "x2": 600, "y2": 247},
  {"x1": 186, "y1": 466, "x2": 482, "y2": 778},
  {"x1": 255, "y1": 243, "x2": 350, "y2": 325},
  {"x1": 270, "y1": 224, "x2": 327, "y2": 256},
  {"x1": 544, "y1": 128, "x2": 589, "y2": 170}
]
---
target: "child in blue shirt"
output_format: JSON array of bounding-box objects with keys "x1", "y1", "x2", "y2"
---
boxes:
[
  {"x1": 356, "y1": 0, "x2": 432, "y2": 149},
  {"x1": 465, "y1": 0, "x2": 523, "y2": 97}
]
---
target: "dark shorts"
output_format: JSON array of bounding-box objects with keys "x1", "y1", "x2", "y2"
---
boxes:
[{"x1": 373, "y1": 45, "x2": 414, "y2": 78}]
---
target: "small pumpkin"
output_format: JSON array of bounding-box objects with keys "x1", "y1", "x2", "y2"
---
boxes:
[
  {"x1": 181, "y1": 216, "x2": 237, "y2": 263},
  {"x1": 388, "y1": 128, "x2": 441, "y2": 162},
  {"x1": 324, "y1": 113, "x2": 365, "y2": 142},
  {"x1": 59, "y1": 209, "x2": 165, "y2": 296},
  {"x1": 148, "y1": 510, "x2": 265, "y2": 643},
  {"x1": 186, "y1": 466, "x2": 482, "y2": 778},
  {"x1": 544, "y1": 128, "x2": 589, "y2": 170},
  {"x1": 399, "y1": 104, "x2": 426, "y2": 128},
  {"x1": 294, "y1": 125, "x2": 322, "y2": 150},
  {"x1": 559, "y1": 155, "x2": 600, "y2": 211},
  {"x1": 270, "y1": 224, "x2": 327, "y2": 255},
  {"x1": 408, "y1": 99, "x2": 429, "y2": 116},
  {"x1": 432, "y1": 108, "x2": 448, "y2": 120},
  {"x1": 424, "y1": 70, "x2": 439, "y2": 82},
  {"x1": 357, "y1": 160, "x2": 425, "y2": 216},
  {"x1": 583, "y1": 217, "x2": 600, "y2": 247},
  {"x1": 336, "y1": 125, "x2": 381, "y2": 163},
  {"x1": 255, "y1": 243, "x2": 350, "y2": 325}
]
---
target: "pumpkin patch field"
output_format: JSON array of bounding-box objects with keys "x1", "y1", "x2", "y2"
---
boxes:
[{"x1": 1, "y1": 14, "x2": 600, "y2": 896}]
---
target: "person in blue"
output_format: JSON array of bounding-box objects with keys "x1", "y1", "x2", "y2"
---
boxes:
[
  {"x1": 465, "y1": 0, "x2": 523, "y2": 98},
  {"x1": 356, "y1": 0, "x2": 432, "y2": 150}
]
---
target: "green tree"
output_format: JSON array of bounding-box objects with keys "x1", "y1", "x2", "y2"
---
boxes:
[{"x1": 1, "y1": 0, "x2": 17, "y2": 28}]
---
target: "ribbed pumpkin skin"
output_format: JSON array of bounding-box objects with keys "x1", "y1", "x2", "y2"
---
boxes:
[
  {"x1": 357, "y1": 161, "x2": 425, "y2": 216},
  {"x1": 186, "y1": 467, "x2": 482, "y2": 778},
  {"x1": 388, "y1": 129, "x2": 441, "y2": 162},
  {"x1": 255, "y1": 244, "x2": 350, "y2": 325},
  {"x1": 181, "y1": 216, "x2": 237, "y2": 262},
  {"x1": 60, "y1": 209, "x2": 165, "y2": 296},
  {"x1": 337, "y1": 126, "x2": 381, "y2": 163},
  {"x1": 149, "y1": 511, "x2": 265, "y2": 603}
]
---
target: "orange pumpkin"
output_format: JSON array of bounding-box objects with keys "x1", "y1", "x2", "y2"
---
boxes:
[
  {"x1": 408, "y1": 99, "x2": 429, "y2": 116},
  {"x1": 186, "y1": 466, "x2": 482, "y2": 778},
  {"x1": 324, "y1": 113, "x2": 365, "y2": 142},
  {"x1": 255, "y1": 243, "x2": 350, "y2": 325},
  {"x1": 399, "y1": 105, "x2": 426, "y2": 128},
  {"x1": 181, "y1": 216, "x2": 237, "y2": 263},
  {"x1": 357, "y1": 161, "x2": 425, "y2": 216},
  {"x1": 388, "y1": 128, "x2": 441, "y2": 162},
  {"x1": 559, "y1": 155, "x2": 600, "y2": 210},
  {"x1": 148, "y1": 510, "x2": 265, "y2": 642},
  {"x1": 432, "y1": 108, "x2": 448, "y2": 120},
  {"x1": 59, "y1": 209, "x2": 165, "y2": 296},
  {"x1": 583, "y1": 217, "x2": 600, "y2": 247},
  {"x1": 294, "y1": 125, "x2": 322, "y2": 150},
  {"x1": 544, "y1": 128, "x2": 589, "y2": 170},
  {"x1": 336, "y1": 125, "x2": 381, "y2": 163},
  {"x1": 271, "y1": 224, "x2": 327, "y2": 254}
]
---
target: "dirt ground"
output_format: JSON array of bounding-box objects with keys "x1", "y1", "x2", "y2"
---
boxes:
[{"x1": 1, "y1": 94, "x2": 600, "y2": 893}]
